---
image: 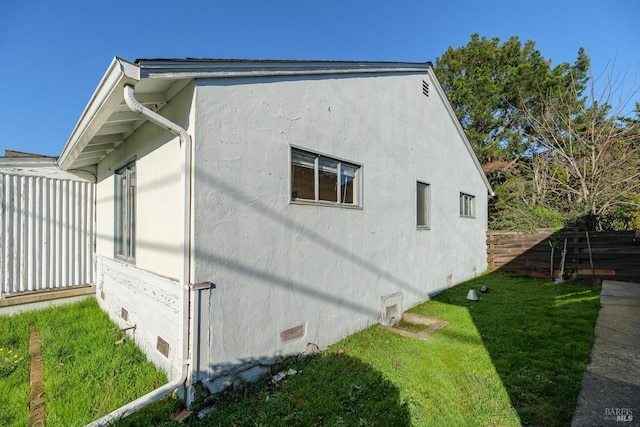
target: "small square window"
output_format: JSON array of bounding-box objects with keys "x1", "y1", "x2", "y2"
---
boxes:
[
  {"x1": 417, "y1": 181, "x2": 430, "y2": 228},
  {"x1": 115, "y1": 161, "x2": 136, "y2": 261},
  {"x1": 459, "y1": 193, "x2": 475, "y2": 218},
  {"x1": 291, "y1": 147, "x2": 360, "y2": 207}
]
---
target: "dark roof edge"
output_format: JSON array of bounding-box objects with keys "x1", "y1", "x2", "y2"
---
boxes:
[
  {"x1": 3, "y1": 149, "x2": 57, "y2": 159},
  {"x1": 134, "y1": 58, "x2": 433, "y2": 79}
]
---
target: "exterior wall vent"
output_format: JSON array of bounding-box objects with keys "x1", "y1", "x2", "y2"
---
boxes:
[
  {"x1": 422, "y1": 80, "x2": 429, "y2": 97},
  {"x1": 280, "y1": 324, "x2": 305, "y2": 342},
  {"x1": 380, "y1": 292, "x2": 402, "y2": 326},
  {"x1": 120, "y1": 307, "x2": 128, "y2": 321},
  {"x1": 157, "y1": 336, "x2": 170, "y2": 358}
]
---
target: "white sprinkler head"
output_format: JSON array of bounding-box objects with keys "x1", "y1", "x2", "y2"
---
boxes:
[{"x1": 466, "y1": 289, "x2": 479, "y2": 301}]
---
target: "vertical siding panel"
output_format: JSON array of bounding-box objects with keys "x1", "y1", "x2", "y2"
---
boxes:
[
  {"x1": 73, "y1": 182, "x2": 84, "y2": 285},
  {"x1": 11, "y1": 176, "x2": 20, "y2": 293},
  {"x1": 19, "y1": 176, "x2": 27, "y2": 293},
  {"x1": 60, "y1": 178, "x2": 66, "y2": 288},
  {"x1": 74, "y1": 181, "x2": 81, "y2": 285},
  {"x1": 25, "y1": 176, "x2": 31, "y2": 291},
  {"x1": 49, "y1": 179, "x2": 58, "y2": 288},
  {"x1": 55, "y1": 179, "x2": 63, "y2": 288},
  {"x1": 25, "y1": 176, "x2": 32, "y2": 291},
  {"x1": 3, "y1": 175, "x2": 13, "y2": 294},
  {"x1": 41, "y1": 178, "x2": 50, "y2": 290},
  {"x1": 34, "y1": 177, "x2": 42, "y2": 291},
  {"x1": 71, "y1": 181, "x2": 77, "y2": 285},
  {"x1": 71, "y1": 180, "x2": 79, "y2": 285},
  {"x1": 80, "y1": 182, "x2": 88, "y2": 284},
  {"x1": 68, "y1": 181, "x2": 74, "y2": 286},
  {"x1": 90, "y1": 182, "x2": 95, "y2": 284},
  {"x1": 65, "y1": 180, "x2": 72, "y2": 287},
  {"x1": 29, "y1": 176, "x2": 38, "y2": 291},
  {"x1": 22, "y1": 176, "x2": 36, "y2": 291},
  {"x1": 61, "y1": 180, "x2": 68, "y2": 288},
  {"x1": 49, "y1": 178, "x2": 57, "y2": 288},
  {"x1": 15, "y1": 176, "x2": 21, "y2": 292},
  {"x1": 0, "y1": 174, "x2": 4, "y2": 295},
  {"x1": 8, "y1": 176, "x2": 14, "y2": 294},
  {"x1": 77, "y1": 182, "x2": 84, "y2": 284},
  {"x1": 50, "y1": 178, "x2": 57, "y2": 288},
  {"x1": 87, "y1": 182, "x2": 95, "y2": 285}
]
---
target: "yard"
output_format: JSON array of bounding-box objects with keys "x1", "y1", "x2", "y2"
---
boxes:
[
  {"x1": 0, "y1": 272, "x2": 601, "y2": 426},
  {"x1": 0, "y1": 298, "x2": 168, "y2": 426}
]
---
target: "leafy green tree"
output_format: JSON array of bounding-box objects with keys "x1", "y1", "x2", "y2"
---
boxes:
[
  {"x1": 434, "y1": 33, "x2": 589, "y2": 165},
  {"x1": 434, "y1": 34, "x2": 596, "y2": 230}
]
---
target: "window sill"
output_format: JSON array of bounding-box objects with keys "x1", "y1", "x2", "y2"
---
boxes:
[
  {"x1": 417, "y1": 225, "x2": 431, "y2": 230},
  {"x1": 114, "y1": 254, "x2": 136, "y2": 265},
  {"x1": 290, "y1": 200, "x2": 363, "y2": 210}
]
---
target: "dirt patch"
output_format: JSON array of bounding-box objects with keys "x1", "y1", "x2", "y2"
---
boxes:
[
  {"x1": 379, "y1": 312, "x2": 448, "y2": 341},
  {"x1": 29, "y1": 325, "x2": 45, "y2": 427}
]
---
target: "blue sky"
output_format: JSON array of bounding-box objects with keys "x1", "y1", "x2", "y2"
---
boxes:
[{"x1": 1, "y1": 0, "x2": 638, "y2": 157}]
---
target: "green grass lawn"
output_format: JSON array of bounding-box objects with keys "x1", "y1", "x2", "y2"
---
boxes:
[
  {"x1": 0, "y1": 298, "x2": 167, "y2": 427},
  {"x1": 0, "y1": 311, "x2": 31, "y2": 426},
  {"x1": 408, "y1": 273, "x2": 601, "y2": 426},
  {"x1": 0, "y1": 273, "x2": 601, "y2": 426},
  {"x1": 126, "y1": 272, "x2": 601, "y2": 427}
]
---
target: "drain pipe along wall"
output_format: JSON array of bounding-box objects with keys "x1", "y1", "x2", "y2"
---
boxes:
[{"x1": 86, "y1": 84, "x2": 193, "y2": 426}]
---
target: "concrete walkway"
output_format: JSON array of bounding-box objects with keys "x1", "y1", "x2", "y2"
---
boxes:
[{"x1": 572, "y1": 280, "x2": 640, "y2": 427}]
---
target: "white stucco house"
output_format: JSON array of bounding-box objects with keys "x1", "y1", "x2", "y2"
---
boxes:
[{"x1": 55, "y1": 57, "x2": 492, "y2": 416}]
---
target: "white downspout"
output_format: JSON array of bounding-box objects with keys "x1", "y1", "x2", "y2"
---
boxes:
[{"x1": 86, "y1": 84, "x2": 193, "y2": 426}]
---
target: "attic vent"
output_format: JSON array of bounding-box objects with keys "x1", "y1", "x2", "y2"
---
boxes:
[{"x1": 422, "y1": 80, "x2": 429, "y2": 97}]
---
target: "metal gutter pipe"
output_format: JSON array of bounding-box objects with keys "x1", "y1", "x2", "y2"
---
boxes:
[{"x1": 86, "y1": 84, "x2": 193, "y2": 426}]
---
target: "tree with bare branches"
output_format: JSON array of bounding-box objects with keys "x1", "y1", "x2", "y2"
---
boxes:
[
  {"x1": 521, "y1": 64, "x2": 640, "y2": 230},
  {"x1": 436, "y1": 34, "x2": 639, "y2": 230}
]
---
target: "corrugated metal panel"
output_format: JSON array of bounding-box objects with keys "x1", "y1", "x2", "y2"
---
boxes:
[{"x1": 0, "y1": 173, "x2": 94, "y2": 295}]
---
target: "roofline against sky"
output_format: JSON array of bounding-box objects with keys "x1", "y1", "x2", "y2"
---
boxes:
[
  {"x1": 57, "y1": 56, "x2": 492, "y2": 195},
  {"x1": 58, "y1": 57, "x2": 139, "y2": 171},
  {"x1": 135, "y1": 58, "x2": 432, "y2": 79},
  {"x1": 57, "y1": 57, "x2": 432, "y2": 171}
]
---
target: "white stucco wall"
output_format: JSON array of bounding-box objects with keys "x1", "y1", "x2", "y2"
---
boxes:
[
  {"x1": 93, "y1": 83, "x2": 195, "y2": 377},
  {"x1": 94, "y1": 106, "x2": 186, "y2": 278},
  {"x1": 190, "y1": 71, "x2": 489, "y2": 388}
]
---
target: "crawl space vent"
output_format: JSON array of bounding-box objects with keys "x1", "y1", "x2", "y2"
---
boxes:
[
  {"x1": 280, "y1": 324, "x2": 305, "y2": 342},
  {"x1": 380, "y1": 292, "x2": 402, "y2": 326},
  {"x1": 422, "y1": 80, "x2": 430, "y2": 97},
  {"x1": 157, "y1": 336, "x2": 170, "y2": 358}
]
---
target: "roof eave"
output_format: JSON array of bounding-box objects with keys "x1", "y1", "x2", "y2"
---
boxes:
[
  {"x1": 58, "y1": 57, "x2": 140, "y2": 171},
  {"x1": 57, "y1": 58, "x2": 433, "y2": 172}
]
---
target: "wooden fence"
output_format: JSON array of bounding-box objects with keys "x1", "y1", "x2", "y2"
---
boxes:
[{"x1": 487, "y1": 228, "x2": 640, "y2": 283}]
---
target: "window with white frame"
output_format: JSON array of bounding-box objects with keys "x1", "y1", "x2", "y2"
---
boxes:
[
  {"x1": 291, "y1": 147, "x2": 360, "y2": 206},
  {"x1": 459, "y1": 192, "x2": 475, "y2": 218},
  {"x1": 417, "y1": 181, "x2": 430, "y2": 228},
  {"x1": 115, "y1": 161, "x2": 136, "y2": 261}
]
